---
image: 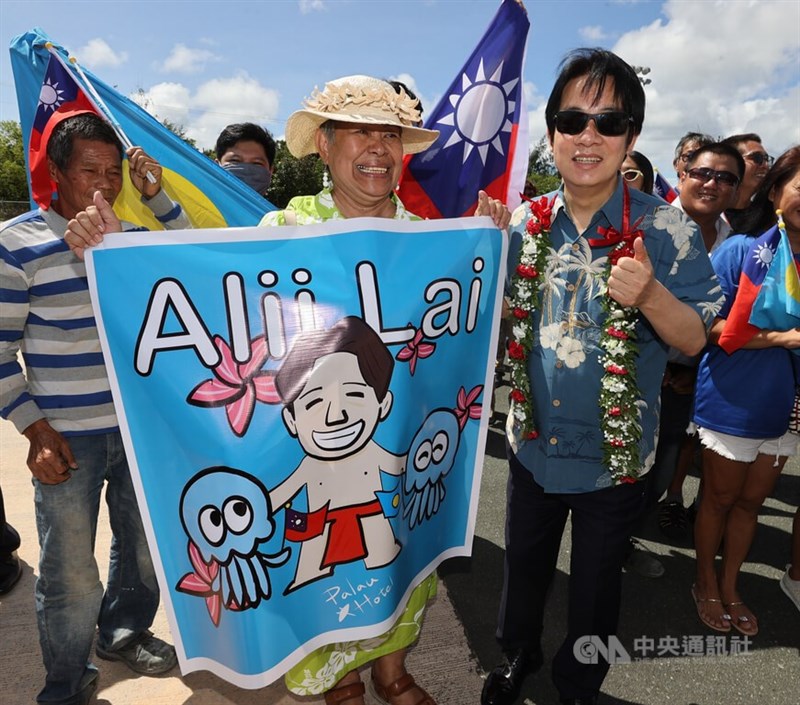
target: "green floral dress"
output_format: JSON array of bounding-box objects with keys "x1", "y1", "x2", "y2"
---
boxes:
[{"x1": 260, "y1": 187, "x2": 438, "y2": 695}]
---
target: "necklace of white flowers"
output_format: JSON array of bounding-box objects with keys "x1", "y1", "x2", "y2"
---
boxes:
[{"x1": 507, "y1": 181, "x2": 643, "y2": 485}]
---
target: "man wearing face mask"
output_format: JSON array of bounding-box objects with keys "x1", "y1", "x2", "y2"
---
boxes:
[{"x1": 215, "y1": 123, "x2": 276, "y2": 197}]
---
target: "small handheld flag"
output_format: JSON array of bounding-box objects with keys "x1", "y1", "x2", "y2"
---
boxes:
[{"x1": 718, "y1": 211, "x2": 800, "y2": 353}]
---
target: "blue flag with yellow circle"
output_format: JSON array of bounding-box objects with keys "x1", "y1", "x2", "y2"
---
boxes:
[{"x1": 10, "y1": 27, "x2": 274, "y2": 228}]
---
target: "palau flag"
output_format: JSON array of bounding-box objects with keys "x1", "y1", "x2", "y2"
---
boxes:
[
  {"x1": 653, "y1": 170, "x2": 677, "y2": 203},
  {"x1": 10, "y1": 27, "x2": 273, "y2": 228},
  {"x1": 718, "y1": 223, "x2": 800, "y2": 353},
  {"x1": 396, "y1": 0, "x2": 530, "y2": 218},
  {"x1": 749, "y1": 220, "x2": 800, "y2": 331}
]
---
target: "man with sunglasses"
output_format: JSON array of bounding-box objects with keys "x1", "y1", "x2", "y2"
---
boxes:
[
  {"x1": 672, "y1": 131, "x2": 714, "y2": 181},
  {"x1": 642, "y1": 143, "x2": 745, "y2": 548},
  {"x1": 481, "y1": 49, "x2": 723, "y2": 705},
  {"x1": 721, "y1": 133, "x2": 773, "y2": 232}
]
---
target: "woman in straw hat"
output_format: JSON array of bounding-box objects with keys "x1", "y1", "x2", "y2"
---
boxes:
[
  {"x1": 262, "y1": 74, "x2": 509, "y2": 226},
  {"x1": 63, "y1": 74, "x2": 510, "y2": 705},
  {"x1": 264, "y1": 75, "x2": 509, "y2": 705}
]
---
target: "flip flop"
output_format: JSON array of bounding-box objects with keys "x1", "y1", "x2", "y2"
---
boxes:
[
  {"x1": 724, "y1": 601, "x2": 759, "y2": 637},
  {"x1": 691, "y1": 584, "x2": 732, "y2": 633}
]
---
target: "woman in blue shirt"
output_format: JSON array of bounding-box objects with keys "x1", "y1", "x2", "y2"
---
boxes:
[{"x1": 692, "y1": 146, "x2": 800, "y2": 636}]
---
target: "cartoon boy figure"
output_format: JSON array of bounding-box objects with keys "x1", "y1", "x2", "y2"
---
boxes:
[{"x1": 270, "y1": 316, "x2": 403, "y2": 593}]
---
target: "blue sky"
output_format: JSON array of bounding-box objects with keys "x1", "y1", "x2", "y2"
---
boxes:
[{"x1": 1, "y1": 0, "x2": 798, "y2": 179}]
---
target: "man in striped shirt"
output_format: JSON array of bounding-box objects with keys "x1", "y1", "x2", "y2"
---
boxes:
[{"x1": 0, "y1": 113, "x2": 184, "y2": 705}]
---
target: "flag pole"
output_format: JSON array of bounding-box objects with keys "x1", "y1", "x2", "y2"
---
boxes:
[{"x1": 45, "y1": 43, "x2": 157, "y2": 184}]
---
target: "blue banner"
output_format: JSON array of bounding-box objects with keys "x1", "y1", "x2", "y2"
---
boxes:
[{"x1": 85, "y1": 217, "x2": 505, "y2": 687}]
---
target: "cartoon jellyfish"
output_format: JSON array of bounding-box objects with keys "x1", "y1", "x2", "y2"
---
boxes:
[
  {"x1": 402, "y1": 385, "x2": 483, "y2": 529},
  {"x1": 176, "y1": 466, "x2": 290, "y2": 625}
]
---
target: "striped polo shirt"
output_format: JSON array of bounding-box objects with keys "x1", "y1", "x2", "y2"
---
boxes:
[{"x1": 0, "y1": 200, "x2": 179, "y2": 437}]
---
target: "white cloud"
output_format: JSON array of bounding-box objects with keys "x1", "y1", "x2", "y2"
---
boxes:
[
  {"x1": 76, "y1": 38, "x2": 128, "y2": 68},
  {"x1": 609, "y1": 0, "x2": 800, "y2": 175},
  {"x1": 521, "y1": 0, "x2": 799, "y2": 178},
  {"x1": 161, "y1": 43, "x2": 219, "y2": 74},
  {"x1": 299, "y1": 0, "x2": 326, "y2": 14},
  {"x1": 579, "y1": 25, "x2": 610, "y2": 41},
  {"x1": 132, "y1": 74, "x2": 280, "y2": 150}
]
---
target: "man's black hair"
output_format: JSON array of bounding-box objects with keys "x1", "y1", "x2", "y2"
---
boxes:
[
  {"x1": 685, "y1": 142, "x2": 746, "y2": 180},
  {"x1": 545, "y1": 48, "x2": 645, "y2": 144},
  {"x1": 46, "y1": 113, "x2": 123, "y2": 171},
  {"x1": 215, "y1": 123, "x2": 277, "y2": 166}
]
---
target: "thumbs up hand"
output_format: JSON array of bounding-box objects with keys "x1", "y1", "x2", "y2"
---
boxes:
[
  {"x1": 606, "y1": 236, "x2": 655, "y2": 308},
  {"x1": 65, "y1": 190, "x2": 123, "y2": 260}
]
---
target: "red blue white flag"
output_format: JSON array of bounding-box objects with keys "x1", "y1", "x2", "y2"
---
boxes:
[
  {"x1": 28, "y1": 53, "x2": 98, "y2": 209},
  {"x1": 397, "y1": 0, "x2": 530, "y2": 219},
  {"x1": 653, "y1": 170, "x2": 677, "y2": 203},
  {"x1": 718, "y1": 223, "x2": 800, "y2": 353}
]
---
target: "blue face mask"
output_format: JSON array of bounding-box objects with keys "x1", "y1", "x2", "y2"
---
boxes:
[{"x1": 222, "y1": 162, "x2": 272, "y2": 195}]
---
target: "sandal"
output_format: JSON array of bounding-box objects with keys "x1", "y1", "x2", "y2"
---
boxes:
[
  {"x1": 691, "y1": 584, "x2": 731, "y2": 633},
  {"x1": 324, "y1": 680, "x2": 365, "y2": 705},
  {"x1": 369, "y1": 672, "x2": 436, "y2": 705},
  {"x1": 724, "y1": 601, "x2": 759, "y2": 637}
]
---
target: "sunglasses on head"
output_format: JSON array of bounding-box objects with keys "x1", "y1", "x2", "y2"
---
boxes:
[
  {"x1": 552, "y1": 110, "x2": 632, "y2": 137},
  {"x1": 743, "y1": 151, "x2": 774, "y2": 166},
  {"x1": 686, "y1": 167, "x2": 740, "y2": 188},
  {"x1": 621, "y1": 169, "x2": 643, "y2": 182}
]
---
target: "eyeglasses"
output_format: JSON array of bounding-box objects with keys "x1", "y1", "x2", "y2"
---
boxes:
[
  {"x1": 621, "y1": 169, "x2": 643, "y2": 182},
  {"x1": 677, "y1": 151, "x2": 696, "y2": 164},
  {"x1": 552, "y1": 110, "x2": 633, "y2": 136},
  {"x1": 743, "y1": 151, "x2": 774, "y2": 167},
  {"x1": 686, "y1": 167, "x2": 740, "y2": 188}
]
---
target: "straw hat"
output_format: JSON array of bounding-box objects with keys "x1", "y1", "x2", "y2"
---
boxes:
[{"x1": 285, "y1": 75, "x2": 439, "y2": 158}]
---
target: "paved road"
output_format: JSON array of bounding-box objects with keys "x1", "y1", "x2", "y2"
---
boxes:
[{"x1": 443, "y1": 381, "x2": 800, "y2": 705}]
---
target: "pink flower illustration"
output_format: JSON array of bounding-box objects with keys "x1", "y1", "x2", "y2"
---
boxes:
[
  {"x1": 396, "y1": 327, "x2": 436, "y2": 376},
  {"x1": 187, "y1": 335, "x2": 281, "y2": 437}
]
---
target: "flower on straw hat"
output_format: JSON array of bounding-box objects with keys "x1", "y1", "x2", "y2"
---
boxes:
[{"x1": 284, "y1": 75, "x2": 439, "y2": 158}]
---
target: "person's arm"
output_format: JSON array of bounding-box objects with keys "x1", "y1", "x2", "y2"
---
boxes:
[
  {"x1": 0, "y1": 253, "x2": 76, "y2": 483},
  {"x1": 127, "y1": 146, "x2": 191, "y2": 230},
  {"x1": 708, "y1": 317, "x2": 800, "y2": 349},
  {"x1": 607, "y1": 237, "x2": 708, "y2": 356}
]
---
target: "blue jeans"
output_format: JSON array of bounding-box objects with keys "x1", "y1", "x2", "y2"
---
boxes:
[{"x1": 33, "y1": 432, "x2": 160, "y2": 705}]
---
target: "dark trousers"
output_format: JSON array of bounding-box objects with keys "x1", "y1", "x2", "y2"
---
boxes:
[
  {"x1": 0, "y1": 485, "x2": 21, "y2": 559},
  {"x1": 496, "y1": 450, "x2": 645, "y2": 700}
]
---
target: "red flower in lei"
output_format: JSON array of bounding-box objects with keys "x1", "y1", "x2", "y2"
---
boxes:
[
  {"x1": 508, "y1": 184, "x2": 644, "y2": 485},
  {"x1": 593, "y1": 183, "x2": 644, "y2": 484},
  {"x1": 507, "y1": 196, "x2": 555, "y2": 442}
]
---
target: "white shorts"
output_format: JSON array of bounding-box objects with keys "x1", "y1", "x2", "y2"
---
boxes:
[{"x1": 696, "y1": 427, "x2": 798, "y2": 464}]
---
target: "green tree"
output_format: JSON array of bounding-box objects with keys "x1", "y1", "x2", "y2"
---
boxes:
[
  {"x1": 527, "y1": 134, "x2": 561, "y2": 195},
  {"x1": 265, "y1": 139, "x2": 324, "y2": 209},
  {"x1": 0, "y1": 120, "x2": 30, "y2": 219}
]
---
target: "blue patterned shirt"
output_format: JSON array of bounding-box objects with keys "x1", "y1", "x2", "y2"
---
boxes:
[{"x1": 506, "y1": 179, "x2": 724, "y2": 493}]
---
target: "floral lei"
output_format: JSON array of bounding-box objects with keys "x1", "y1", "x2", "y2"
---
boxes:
[{"x1": 508, "y1": 184, "x2": 644, "y2": 484}]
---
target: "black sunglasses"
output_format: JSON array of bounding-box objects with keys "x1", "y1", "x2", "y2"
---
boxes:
[
  {"x1": 743, "y1": 151, "x2": 774, "y2": 167},
  {"x1": 552, "y1": 110, "x2": 632, "y2": 137},
  {"x1": 686, "y1": 167, "x2": 740, "y2": 188}
]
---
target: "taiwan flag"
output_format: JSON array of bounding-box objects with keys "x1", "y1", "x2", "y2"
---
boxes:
[
  {"x1": 718, "y1": 224, "x2": 800, "y2": 353},
  {"x1": 397, "y1": 0, "x2": 530, "y2": 219},
  {"x1": 28, "y1": 53, "x2": 98, "y2": 209},
  {"x1": 654, "y1": 170, "x2": 677, "y2": 203}
]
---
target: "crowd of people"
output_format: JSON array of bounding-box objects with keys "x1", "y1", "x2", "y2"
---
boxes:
[{"x1": 0, "y1": 45, "x2": 797, "y2": 705}]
